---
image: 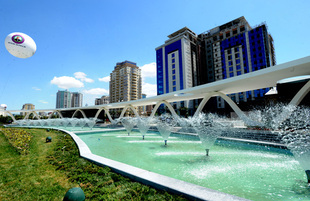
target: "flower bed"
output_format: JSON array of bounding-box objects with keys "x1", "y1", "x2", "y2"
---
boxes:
[{"x1": 0, "y1": 128, "x2": 32, "y2": 155}]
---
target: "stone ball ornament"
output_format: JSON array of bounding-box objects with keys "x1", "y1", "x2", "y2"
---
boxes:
[{"x1": 4, "y1": 32, "x2": 37, "y2": 58}]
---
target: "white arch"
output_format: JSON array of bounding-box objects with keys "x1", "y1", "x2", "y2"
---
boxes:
[
  {"x1": 194, "y1": 92, "x2": 259, "y2": 126},
  {"x1": 24, "y1": 111, "x2": 41, "y2": 120},
  {"x1": 150, "y1": 100, "x2": 178, "y2": 119},
  {"x1": 5, "y1": 111, "x2": 17, "y2": 122},
  {"x1": 272, "y1": 80, "x2": 310, "y2": 124},
  {"x1": 119, "y1": 105, "x2": 139, "y2": 118},
  {"x1": 48, "y1": 110, "x2": 63, "y2": 119},
  {"x1": 94, "y1": 107, "x2": 114, "y2": 123},
  {"x1": 72, "y1": 109, "x2": 87, "y2": 118},
  {"x1": 193, "y1": 93, "x2": 215, "y2": 117},
  {"x1": 289, "y1": 80, "x2": 310, "y2": 106}
]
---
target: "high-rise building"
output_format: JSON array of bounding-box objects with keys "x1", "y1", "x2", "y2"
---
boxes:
[
  {"x1": 95, "y1": 95, "x2": 109, "y2": 105},
  {"x1": 198, "y1": 16, "x2": 276, "y2": 109},
  {"x1": 56, "y1": 90, "x2": 71, "y2": 108},
  {"x1": 109, "y1": 61, "x2": 142, "y2": 103},
  {"x1": 155, "y1": 27, "x2": 199, "y2": 112},
  {"x1": 156, "y1": 16, "x2": 276, "y2": 114},
  {"x1": 71, "y1": 92, "x2": 83, "y2": 107},
  {"x1": 56, "y1": 90, "x2": 83, "y2": 108}
]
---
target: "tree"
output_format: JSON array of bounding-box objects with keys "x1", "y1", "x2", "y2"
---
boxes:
[{"x1": 0, "y1": 115, "x2": 13, "y2": 124}]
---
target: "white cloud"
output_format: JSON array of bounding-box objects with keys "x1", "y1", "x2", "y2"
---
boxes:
[
  {"x1": 32, "y1": 87, "x2": 41, "y2": 91},
  {"x1": 141, "y1": 62, "x2": 156, "y2": 79},
  {"x1": 74, "y1": 72, "x2": 94, "y2": 83},
  {"x1": 82, "y1": 88, "x2": 109, "y2": 95},
  {"x1": 142, "y1": 82, "x2": 157, "y2": 97},
  {"x1": 98, "y1": 76, "x2": 110, "y2": 82},
  {"x1": 50, "y1": 76, "x2": 84, "y2": 89},
  {"x1": 39, "y1": 100, "x2": 48, "y2": 104}
]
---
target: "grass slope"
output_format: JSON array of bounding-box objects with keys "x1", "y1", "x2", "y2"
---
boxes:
[
  {"x1": 0, "y1": 128, "x2": 187, "y2": 200},
  {"x1": 0, "y1": 128, "x2": 73, "y2": 200}
]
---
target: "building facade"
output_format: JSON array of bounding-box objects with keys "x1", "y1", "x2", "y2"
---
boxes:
[
  {"x1": 109, "y1": 61, "x2": 142, "y2": 103},
  {"x1": 156, "y1": 16, "x2": 276, "y2": 114},
  {"x1": 198, "y1": 16, "x2": 276, "y2": 109},
  {"x1": 95, "y1": 95, "x2": 110, "y2": 105},
  {"x1": 71, "y1": 92, "x2": 83, "y2": 107},
  {"x1": 21, "y1": 103, "x2": 35, "y2": 116},
  {"x1": 56, "y1": 90, "x2": 83, "y2": 108},
  {"x1": 155, "y1": 27, "x2": 199, "y2": 112}
]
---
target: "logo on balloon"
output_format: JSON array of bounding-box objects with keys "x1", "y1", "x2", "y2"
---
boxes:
[{"x1": 12, "y1": 35, "x2": 25, "y2": 44}]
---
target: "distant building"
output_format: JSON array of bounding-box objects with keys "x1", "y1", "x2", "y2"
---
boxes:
[
  {"x1": 21, "y1": 103, "x2": 35, "y2": 116},
  {"x1": 109, "y1": 61, "x2": 142, "y2": 116},
  {"x1": 109, "y1": 61, "x2": 142, "y2": 103},
  {"x1": 95, "y1": 95, "x2": 110, "y2": 105},
  {"x1": 56, "y1": 90, "x2": 83, "y2": 108},
  {"x1": 71, "y1": 92, "x2": 83, "y2": 107}
]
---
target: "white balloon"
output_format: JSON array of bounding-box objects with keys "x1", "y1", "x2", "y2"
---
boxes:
[{"x1": 4, "y1": 32, "x2": 37, "y2": 58}]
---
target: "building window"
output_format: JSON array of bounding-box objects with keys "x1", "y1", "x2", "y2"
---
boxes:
[
  {"x1": 172, "y1": 53, "x2": 175, "y2": 58},
  {"x1": 172, "y1": 75, "x2": 176, "y2": 80},
  {"x1": 172, "y1": 58, "x2": 175, "y2": 63},
  {"x1": 172, "y1": 69, "x2": 175, "y2": 74},
  {"x1": 228, "y1": 61, "x2": 232, "y2": 66},
  {"x1": 173, "y1": 86, "x2": 176, "y2": 91},
  {"x1": 172, "y1": 64, "x2": 175, "y2": 69},
  {"x1": 228, "y1": 55, "x2": 232, "y2": 60},
  {"x1": 173, "y1": 81, "x2": 176, "y2": 85}
]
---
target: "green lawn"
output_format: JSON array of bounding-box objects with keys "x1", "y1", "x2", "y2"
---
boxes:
[{"x1": 0, "y1": 128, "x2": 187, "y2": 200}]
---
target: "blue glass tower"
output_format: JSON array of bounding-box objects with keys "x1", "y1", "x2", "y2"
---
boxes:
[
  {"x1": 155, "y1": 17, "x2": 276, "y2": 114},
  {"x1": 156, "y1": 27, "x2": 198, "y2": 113}
]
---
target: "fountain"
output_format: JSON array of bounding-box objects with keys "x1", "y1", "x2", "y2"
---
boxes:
[
  {"x1": 155, "y1": 114, "x2": 177, "y2": 145},
  {"x1": 136, "y1": 117, "x2": 153, "y2": 140},
  {"x1": 85, "y1": 118, "x2": 98, "y2": 130},
  {"x1": 272, "y1": 105, "x2": 310, "y2": 184},
  {"x1": 187, "y1": 113, "x2": 227, "y2": 156},
  {"x1": 76, "y1": 118, "x2": 86, "y2": 128},
  {"x1": 69, "y1": 118, "x2": 78, "y2": 128},
  {"x1": 119, "y1": 117, "x2": 136, "y2": 135},
  {"x1": 61, "y1": 118, "x2": 70, "y2": 128},
  {"x1": 9, "y1": 104, "x2": 310, "y2": 200}
]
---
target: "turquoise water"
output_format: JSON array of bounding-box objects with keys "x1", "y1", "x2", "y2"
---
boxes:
[{"x1": 77, "y1": 130, "x2": 310, "y2": 201}]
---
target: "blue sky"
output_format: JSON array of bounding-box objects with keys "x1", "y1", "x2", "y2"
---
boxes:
[{"x1": 0, "y1": 0, "x2": 309, "y2": 110}]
